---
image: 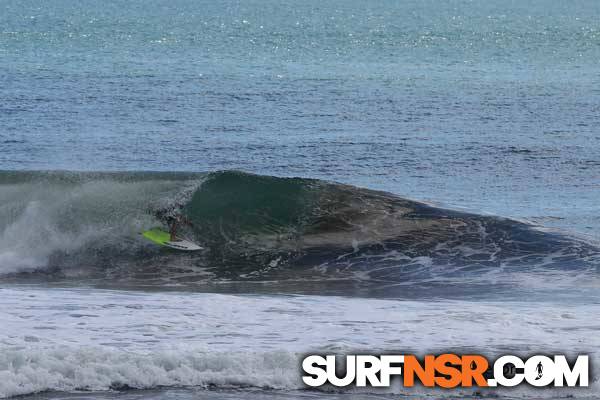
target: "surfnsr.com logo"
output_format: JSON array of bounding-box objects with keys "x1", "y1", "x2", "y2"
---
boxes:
[{"x1": 302, "y1": 354, "x2": 589, "y2": 388}]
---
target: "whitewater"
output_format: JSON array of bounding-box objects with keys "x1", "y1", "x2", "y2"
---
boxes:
[{"x1": 2, "y1": 286, "x2": 599, "y2": 399}]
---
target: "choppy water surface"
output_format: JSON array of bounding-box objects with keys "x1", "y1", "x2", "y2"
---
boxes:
[{"x1": 1, "y1": 0, "x2": 600, "y2": 398}]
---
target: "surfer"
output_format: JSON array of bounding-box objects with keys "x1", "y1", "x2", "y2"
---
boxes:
[
  {"x1": 153, "y1": 203, "x2": 194, "y2": 241},
  {"x1": 142, "y1": 203, "x2": 202, "y2": 251}
]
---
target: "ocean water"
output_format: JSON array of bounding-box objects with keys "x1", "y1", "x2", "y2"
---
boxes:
[{"x1": 1, "y1": 0, "x2": 600, "y2": 399}]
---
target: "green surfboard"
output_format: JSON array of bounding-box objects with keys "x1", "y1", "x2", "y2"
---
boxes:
[
  {"x1": 142, "y1": 228, "x2": 171, "y2": 245},
  {"x1": 142, "y1": 228, "x2": 203, "y2": 251}
]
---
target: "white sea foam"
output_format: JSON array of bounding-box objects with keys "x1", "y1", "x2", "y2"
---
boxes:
[
  {"x1": 0, "y1": 178, "x2": 202, "y2": 274},
  {"x1": 0, "y1": 347, "x2": 301, "y2": 398},
  {"x1": 0, "y1": 286, "x2": 598, "y2": 398},
  {"x1": 0, "y1": 200, "x2": 96, "y2": 273}
]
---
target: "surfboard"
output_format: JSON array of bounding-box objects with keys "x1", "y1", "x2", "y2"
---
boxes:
[{"x1": 142, "y1": 228, "x2": 203, "y2": 251}]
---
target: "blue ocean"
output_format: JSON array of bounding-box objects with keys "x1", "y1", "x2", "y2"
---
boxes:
[{"x1": 1, "y1": 0, "x2": 599, "y2": 398}]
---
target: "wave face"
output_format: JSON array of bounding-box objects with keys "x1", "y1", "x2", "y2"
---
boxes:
[{"x1": 1, "y1": 170, "x2": 598, "y2": 296}]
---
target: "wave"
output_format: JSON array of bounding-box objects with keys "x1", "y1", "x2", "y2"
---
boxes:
[
  {"x1": 2, "y1": 285, "x2": 599, "y2": 399},
  {"x1": 1, "y1": 346, "x2": 597, "y2": 399},
  {"x1": 0, "y1": 346, "x2": 300, "y2": 398},
  {"x1": 0, "y1": 170, "x2": 598, "y2": 295}
]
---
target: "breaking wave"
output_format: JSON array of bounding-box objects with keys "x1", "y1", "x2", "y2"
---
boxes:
[
  {"x1": 1, "y1": 170, "x2": 598, "y2": 296},
  {"x1": 0, "y1": 346, "x2": 301, "y2": 398},
  {"x1": 3, "y1": 346, "x2": 598, "y2": 399},
  {"x1": 1, "y1": 286, "x2": 598, "y2": 399}
]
